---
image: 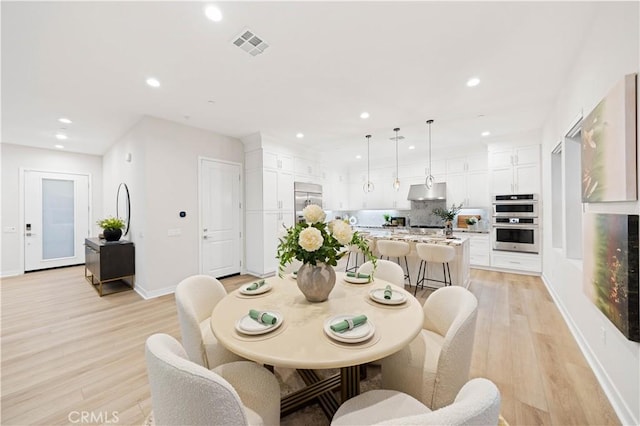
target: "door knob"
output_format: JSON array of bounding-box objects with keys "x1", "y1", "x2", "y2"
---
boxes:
[{"x1": 203, "y1": 235, "x2": 208, "y2": 239}]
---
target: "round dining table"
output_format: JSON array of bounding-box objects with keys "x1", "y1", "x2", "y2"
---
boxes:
[{"x1": 210, "y1": 272, "x2": 424, "y2": 418}]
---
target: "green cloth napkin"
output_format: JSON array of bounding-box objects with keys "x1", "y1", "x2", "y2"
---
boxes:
[
  {"x1": 249, "y1": 309, "x2": 277, "y2": 325},
  {"x1": 330, "y1": 315, "x2": 368, "y2": 333},
  {"x1": 384, "y1": 285, "x2": 393, "y2": 300},
  {"x1": 246, "y1": 280, "x2": 265, "y2": 291},
  {"x1": 346, "y1": 272, "x2": 371, "y2": 279}
]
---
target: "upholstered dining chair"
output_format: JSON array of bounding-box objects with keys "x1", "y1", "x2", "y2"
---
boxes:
[
  {"x1": 381, "y1": 286, "x2": 479, "y2": 409},
  {"x1": 145, "y1": 333, "x2": 280, "y2": 426},
  {"x1": 175, "y1": 274, "x2": 245, "y2": 369},
  {"x1": 357, "y1": 259, "x2": 404, "y2": 288},
  {"x1": 331, "y1": 377, "x2": 501, "y2": 426}
]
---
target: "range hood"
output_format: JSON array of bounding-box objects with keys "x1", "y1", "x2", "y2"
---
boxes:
[{"x1": 407, "y1": 182, "x2": 446, "y2": 201}]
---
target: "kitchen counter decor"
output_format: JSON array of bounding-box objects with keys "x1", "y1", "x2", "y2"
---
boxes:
[
  {"x1": 432, "y1": 203, "x2": 463, "y2": 237},
  {"x1": 277, "y1": 205, "x2": 375, "y2": 302}
]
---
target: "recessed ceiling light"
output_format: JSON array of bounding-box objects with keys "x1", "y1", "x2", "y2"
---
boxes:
[
  {"x1": 408, "y1": 145, "x2": 415, "y2": 150},
  {"x1": 204, "y1": 5, "x2": 223, "y2": 22},
  {"x1": 146, "y1": 77, "x2": 161, "y2": 88},
  {"x1": 360, "y1": 112, "x2": 370, "y2": 119},
  {"x1": 481, "y1": 131, "x2": 491, "y2": 137},
  {"x1": 355, "y1": 155, "x2": 362, "y2": 159},
  {"x1": 58, "y1": 117, "x2": 72, "y2": 124},
  {"x1": 296, "y1": 133, "x2": 304, "y2": 138},
  {"x1": 55, "y1": 133, "x2": 68, "y2": 140},
  {"x1": 54, "y1": 144, "x2": 65, "y2": 149},
  {"x1": 466, "y1": 77, "x2": 480, "y2": 87}
]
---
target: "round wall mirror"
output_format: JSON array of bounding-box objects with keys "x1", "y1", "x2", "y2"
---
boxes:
[{"x1": 116, "y1": 182, "x2": 131, "y2": 236}]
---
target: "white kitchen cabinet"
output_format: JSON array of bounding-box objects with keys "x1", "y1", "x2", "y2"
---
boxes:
[
  {"x1": 245, "y1": 210, "x2": 294, "y2": 276},
  {"x1": 294, "y1": 156, "x2": 319, "y2": 178},
  {"x1": 323, "y1": 171, "x2": 348, "y2": 210},
  {"x1": 262, "y1": 169, "x2": 294, "y2": 211},
  {"x1": 264, "y1": 151, "x2": 294, "y2": 172},
  {"x1": 244, "y1": 148, "x2": 296, "y2": 276},
  {"x1": 489, "y1": 145, "x2": 540, "y2": 195},
  {"x1": 446, "y1": 154, "x2": 489, "y2": 208},
  {"x1": 454, "y1": 233, "x2": 491, "y2": 267},
  {"x1": 491, "y1": 250, "x2": 541, "y2": 273}
]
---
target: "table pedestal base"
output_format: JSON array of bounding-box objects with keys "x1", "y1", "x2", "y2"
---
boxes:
[{"x1": 280, "y1": 365, "x2": 361, "y2": 419}]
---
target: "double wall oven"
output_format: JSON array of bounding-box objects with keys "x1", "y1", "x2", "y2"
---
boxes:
[{"x1": 492, "y1": 194, "x2": 539, "y2": 254}]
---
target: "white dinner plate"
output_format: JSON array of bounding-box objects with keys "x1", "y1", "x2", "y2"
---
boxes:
[
  {"x1": 239, "y1": 282, "x2": 272, "y2": 295},
  {"x1": 235, "y1": 311, "x2": 283, "y2": 335},
  {"x1": 323, "y1": 314, "x2": 375, "y2": 343},
  {"x1": 369, "y1": 288, "x2": 407, "y2": 305},
  {"x1": 343, "y1": 275, "x2": 372, "y2": 284}
]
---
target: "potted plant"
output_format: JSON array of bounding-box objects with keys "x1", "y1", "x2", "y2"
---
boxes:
[
  {"x1": 383, "y1": 213, "x2": 391, "y2": 226},
  {"x1": 277, "y1": 204, "x2": 376, "y2": 302},
  {"x1": 432, "y1": 203, "x2": 463, "y2": 237},
  {"x1": 465, "y1": 216, "x2": 478, "y2": 231},
  {"x1": 97, "y1": 216, "x2": 125, "y2": 242}
]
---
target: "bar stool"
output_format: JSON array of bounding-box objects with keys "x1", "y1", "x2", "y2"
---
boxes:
[
  {"x1": 414, "y1": 243, "x2": 455, "y2": 296},
  {"x1": 376, "y1": 240, "x2": 411, "y2": 286},
  {"x1": 345, "y1": 238, "x2": 375, "y2": 273}
]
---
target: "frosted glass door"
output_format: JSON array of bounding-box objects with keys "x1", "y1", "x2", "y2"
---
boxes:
[{"x1": 24, "y1": 171, "x2": 90, "y2": 271}]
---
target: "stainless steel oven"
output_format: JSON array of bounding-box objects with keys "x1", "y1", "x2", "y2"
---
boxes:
[
  {"x1": 493, "y1": 217, "x2": 539, "y2": 253},
  {"x1": 492, "y1": 194, "x2": 538, "y2": 217},
  {"x1": 492, "y1": 194, "x2": 539, "y2": 253}
]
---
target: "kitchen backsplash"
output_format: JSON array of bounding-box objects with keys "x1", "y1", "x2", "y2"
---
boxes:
[{"x1": 327, "y1": 201, "x2": 488, "y2": 228}]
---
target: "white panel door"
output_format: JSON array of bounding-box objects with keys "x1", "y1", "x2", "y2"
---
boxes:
[
  {"x1": 200, "y1": 159, "x2": 241, "y2": 278},
  {"x1": 24, "y1": 171, "x2": 90, "y2": 271}
]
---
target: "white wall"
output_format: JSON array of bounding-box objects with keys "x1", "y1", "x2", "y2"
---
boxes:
[
  {"x1": 103, "y1": 116, "x2": 244, "y2": 298},
  {"x1": 540, "y1": 3, "x2": 639, "y2": 424},
  {"x1": 0, "y1": 143, "x2": 102, "y2": 277}
]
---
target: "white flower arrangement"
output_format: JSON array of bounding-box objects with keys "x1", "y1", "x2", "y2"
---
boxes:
[{"x1": 277, "y1": 205, "x2": 374, "y2": 274}]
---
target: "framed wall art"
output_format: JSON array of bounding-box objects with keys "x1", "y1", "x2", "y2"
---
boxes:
[
  {"x1": 583, "y1": 213, "x2": 639, "y2": 342},
  {"x1": 581, "y1": 73, "x2": 637, "y2": 202}
]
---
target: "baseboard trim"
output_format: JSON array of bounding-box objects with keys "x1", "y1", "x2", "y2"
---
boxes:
[
  {"x1": 1, "y1": 270, "x2": 23, "y2": 278},
  {"x1": 134, "y1": 284, "x2": 176, "y2": 300},
  {"x1": 540, "y1": 273, "x2": 637, "y2": 426}
]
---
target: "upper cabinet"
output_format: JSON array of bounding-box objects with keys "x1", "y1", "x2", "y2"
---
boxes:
[
  {"x1": 446, "y1": 154, "x2": 489, "y2": 208},
  {"x1": 489, "y1": 145, "x2": 540, "y2": 195}
]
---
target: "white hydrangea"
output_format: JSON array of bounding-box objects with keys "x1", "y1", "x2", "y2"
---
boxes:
[
  {"x1": 302, "y1": 204, "x2": 326, "y2": 224},
  {"x1": 299, "y1": 227, "x2": 323, "y2": 252},
  {"x1": 331, "y1": 220, "x2": 353, "y2": 245}
]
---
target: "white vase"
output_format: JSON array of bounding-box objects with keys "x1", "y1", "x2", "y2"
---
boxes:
[{"x1": 296, "y1": 262, "x2": 336, "y2": 302}]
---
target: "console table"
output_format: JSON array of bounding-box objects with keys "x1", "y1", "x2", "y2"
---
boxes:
[{"x1": 84, "y1": 238, "x2": 135, "y2": 296}]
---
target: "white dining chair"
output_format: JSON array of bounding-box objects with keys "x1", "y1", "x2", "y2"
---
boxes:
[
  {"x1": 357, "y1": 259, "x2": 404, "y2": 288},
  {"x1": 381, "y1": 286, "x2": 478, "y2": 409},
  {"x1": 145, "y1": 333, "x2": 281, "y2": 426},
  {"x1": 330, "y1": 377, "x2": 501, "y2": 426},
  {"x1": 175, "y1": 274, "x2": 246, "y2": 369}
]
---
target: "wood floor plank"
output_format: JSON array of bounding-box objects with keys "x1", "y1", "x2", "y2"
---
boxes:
[{"x1": 0, "y1": 266, "x2": 620, "y2": 425}]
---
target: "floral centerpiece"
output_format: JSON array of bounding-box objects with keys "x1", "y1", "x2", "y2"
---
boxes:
[{"x1": 277, "y1": 204, "x2": 375, "y2": 302}]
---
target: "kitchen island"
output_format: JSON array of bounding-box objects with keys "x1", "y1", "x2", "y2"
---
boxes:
[{"x1": 355, "y1": 228, "x2": 470, "y2": 288}]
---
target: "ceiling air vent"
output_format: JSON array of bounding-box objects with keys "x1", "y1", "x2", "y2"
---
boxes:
[{"x1": 232, "y1": 29, "x2": 269, "y2": 57}]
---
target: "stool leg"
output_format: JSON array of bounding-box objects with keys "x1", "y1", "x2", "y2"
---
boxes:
[
  {"x1": 403, "y1": 256, "x2": 411, "y2": 287},
  {"x1": 414, "y1": 260, "x2": 425, "y2": 296},
  {"x1": 442, "y1": 263, "x2": 447, "y2": 286},
  {"x1": 446, "y1": 262, "x2": 452, "y2": 286}
]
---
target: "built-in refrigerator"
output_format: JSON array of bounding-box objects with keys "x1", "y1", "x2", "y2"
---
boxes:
[{"x1": 294, "y1": 182, "x2": 322, "y2": 223}]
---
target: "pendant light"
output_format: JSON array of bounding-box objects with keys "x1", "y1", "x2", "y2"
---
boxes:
[
  {"x1": 392, "y1": 127, "x2": 401, "y2": 191},
  {"x1": 425, "y1": 119, "x2": 435, "y2": 189},
  {"x1": 363, "y1": 134, "x2": 375, "y2": 193}
]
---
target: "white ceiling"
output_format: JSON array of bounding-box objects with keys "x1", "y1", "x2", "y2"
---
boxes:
[{"x1": 2, "y1": 1, "x2": 601, "y2": 164}]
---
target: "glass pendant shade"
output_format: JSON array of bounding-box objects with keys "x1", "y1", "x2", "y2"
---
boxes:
[
  {"x1": 392, "y1": 127, "x2": 400, "y2": 191},
  {"x1": 425, "y1": 119, "x2": 435, "y2": 189},
  {"x1": 363, "y1": 134, "x2": 374, "y2": 193}
]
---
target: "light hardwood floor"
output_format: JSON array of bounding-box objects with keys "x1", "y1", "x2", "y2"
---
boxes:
[{"x1": 1, "y1": 266, "x2": 619, "y2": 425}]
